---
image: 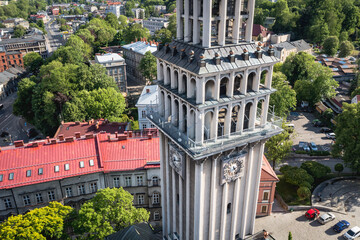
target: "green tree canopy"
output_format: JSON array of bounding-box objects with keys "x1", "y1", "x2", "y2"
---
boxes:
[
  {"x1": 105, "y1": 12, "x2": 120, "y2": 30},
  {"x1": 334, "y1": 163, "x2": 344, "y2": 175},
  {"x1": 300, "y1": 161, "x2": 331, "y2": 180},
  {"x1": 333, "y1": 102, "x2": 360, "y2": 173},
  {"x1": 167, "y1": 13, "x2": 176, "y2": 38},
  {"x1": 123, "y1": 23, "x2": 150, "y2": 44},
  {"x1": 139, "y1": 51, "x2": 157, "y2": 83},
  {"x1": 23, "y1": 52, "x2": 44, "y2": 74},
  {"x1": 269, "y1": 72, "x2": 296, "y2": 117},
  {"x1": 338, "y1": 40, "x2": 354, "y2": 58},
  {"x1": 153, "y1": 28, "x2": 172, "y2": 44},
  {"x1": 323, "y1": 36, "x2": 339, "y2": 56},
  {"x1": 72, "y1": 187, "x2": 150, "y2": 239},
  {"x1": 14, "y1": 25, "x2": 26, "y2": 38},
  {"x1": 0, "y1": 202, "x2": 72, "y2": 240},
  {"x1": 297, "y1": 186, "x2": 311, "y2": 200},
  {"x1": 281, "y1": 166, "x2": 314, "y2": 187},
  {"x1": 282, "y1": 52, "x2": 316, "y2": 86}
]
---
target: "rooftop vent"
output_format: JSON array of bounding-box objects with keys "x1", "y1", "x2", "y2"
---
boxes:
[
  {"x1": 85, "y1": 134, "x2": 94, "y2": 139},
  {"x1": 228, "y1": 50, "x2": 235, "y2": 63},
  {"x1": 146, "y1": 88, "x2": 150, "y2": 93},
  {"x1": 198, "y1": 54, "x2": 206, "y2": 67},
  {"x1": 50, "y1": 139, "x2": 57, "y2": 144},
  {"x1": 14, "y1": 140, "x2": 24, "y2": 147},
  {"x1": 58, "y1": 134, "x2": 64, "y2": 141},
  {"x1": 65, "y1": 137, "x2": 74, "y2": 142},
  {"x1": 180, "y1": 49, "x2": 186, "y2": 59},
  {"x1": 172, "y1": 46, "x2": 177, "y2": 56},
  {"x1": 214, "y1": 52, "x2": 221, "y2": 65},
  {"x1": 75, "y1": 132, "x2": 81, "y2": 139},
  {"x1": 242, "y1": 48, "x2": 249, "y2": 60}
]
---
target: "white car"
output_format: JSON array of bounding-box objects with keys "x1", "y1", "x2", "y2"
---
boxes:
[
  {"x1": 326, "y1": 132, "x2": 336, "y2": 139},
  {"x1": 343, "y1": 226, "x2": 360, "y2": 239},
  {"x1": 317, "y1": 213, "x2": 335, "y2": 224}
]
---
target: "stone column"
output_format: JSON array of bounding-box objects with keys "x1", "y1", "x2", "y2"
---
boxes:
[
  {"x1": 219, "y1": 183, "x2": 229, "y2": 239},
  {"x1": 254, "y1": 68, "x2": 261, "y2": 92},
  {"x1": 179, "y1": 102, "x2": 185, "y2": 132},
  {"x1": 164, "y1": 138, "x2": 172, "y2": 235},
  {"x1": 230, "y1": 178, "x2": 241, "y2": 239},
  {"x1": 164, "y1": 93, "x2": 170, "y2": 121},
  {"x1": 249, "y1": 98, "x2": 258, "y2": 130},
  {"x1": 266, "y1": 65, "x2": 273, "y2": 89},
  {"x1": 261, "y1": 96, "x2": 270, "y2": 126},
  {"x1": 177, "y1": 0, "x2": 184, "y2": 40},
  {"x1": 184, "y1": 0, "x2": 191, "y2": 42},
  {"x1": 195, "y1": 110, "x2": 204, "y2": 144},
  {"x1": 240, "y1": 69, "x2": 248, "y2": 95},
  {"x1": 192, "y1": 0, "x2": 200, "y2": 44},
  {"x1": 185, "y1": 156, "x2": 190, "y2": 240},
  {"x1": 215, "y1": 74, "x2": 221, "y2": 101},
  {"x1": 157, "y1": 59, "x2": 161, "y2": 80},
  {"x1": 179, "y1": 174, "x2": 183, "y2": 239},
  {"x1": 196, "y1": 77, "x2": 205, "y2": 104},
  {"x1": 194, "y1": 162, "x2": 205, "y2": 239},
  {"x1": 224, "y1": 104, "x2": 232, "y2": 137},
  {"x1": 218, "y1": 0, "x2": 228, "y2": 45},
  {"x1": 208, "y1": 157, "x2": 218, "y2": 240},
  {"x1": 202, "y1": 0, "x2": 212, "y2": 47},
  {"x1": 245, "y1": 0, "x2": 255, "y2": 42},
  {"x1": 159, "y1": 134, "x2": 167, "y2": 235},
  {"x1": 228, "y1": 72, "x2": 235, "y2": 97},
  {"x1": 213, "y1": 106, "x2": 219, "y2": 139},
  {"x1": 172, "y1": 169, "x2": 177, "y2": 234},
  {"x1": 171, "y1": 66, "x2": 176, "y2": 89},
  {"x1": 237, "y1": 101, "x2": 245, "y2": 133},
  {"x1": 232, "y1": 0, "x2": 242, "y2": 43},
  {"x1": 178, "y1": 70, "x2": 184, "y2": 93}
]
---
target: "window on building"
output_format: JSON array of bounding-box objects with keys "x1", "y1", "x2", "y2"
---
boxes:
[
  {"x1": 227, "y1": 203, "x2": 231, "y2": 214},
  {"x1": 141, "y1": 110, "x2": 146, "y2": 118},
  {"x1": 261, "y1": 205, "x2": 267, "y2": 213},
  {"x1": 153, "y1": 193, "x2": 160, "y2": 204},
  {"x1": 142, "y1": 124, "x2": 147, "y2": 129},
  {"x1": 263, "y1": 191, "x2": 270, "y2": 201},
  {"x1": 154, "y1": 211, "x2": 160, "y2": 220},
  {"x1": 137, "y1": 176, "x2": 143, "y2": 186},
  {"x1": 79, "y1": 161, "x2": 85, "y2": 168},
  {"x1": 36, "y1": 193, "x2": 43, "y2": 203},
  {"x1": 150, "y1": 124, "x2": 155, "y2": 128},
  {"x1": 54, "y1": 165, "x2": 59, "y2": 172},
  {"x1": 152, "y1": 176, "x2": 158, "y2": 186},
  {"x1": 78, "y1": 185, "x2": 85, "y2": 195},
  {"x1": 4, "y1": 198, "x2": 12, "y2": 209},
  {"x1": 90, "y1": 182, "x2": 97, "y2": 193},
  {"x1": 48, "y1": 191, "x2": 55, "y2": 201},
  {"x1": 89, "y1": 159, "x2": 94, "y2": 166},
  {"x1": 115, "y1": 77, "x2": 118, "y2": 82},
  {"x1": 65, "y1": 187, "x2": 72, "y2": 197},
  {"x1": 138, "y1": 194, "x2": 144, "y2": 205},
  {"x1": 64, "y1": 163, "x2": 70, "y2": 171},
  {"x1": 114, "y1": 177, "x2": 120, "y2": 188},
  {"x1": 0, "y1": 174, "x2": 3, "y2": 182},
  {"x1": 23, "y1": 195, "x2": 31, "y2": 206},
  {"x1": 38, "y1": 168, "x2": 43, "y2": 175},
  {"x1": 8, "y1": 173, "x2": 14, "y2": 180},
  {"x1": 125, "y1": 176, "x2": 132, "y2": 187}
]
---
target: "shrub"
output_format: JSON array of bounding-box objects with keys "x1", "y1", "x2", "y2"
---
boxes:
[
  {"x1": 309, "y1": 151, "x2": 330, "y2": 156},
  {"x1": 284, "y1": 166, "x2": 314, "y2": 187},
  {"x1": 299, "y1": 181, "x2": 312, "y2": 189},
  {"x1": 279, "y1": 165, "x2": 294, "y2": 174},
  {"x1": 297, "y1": 186, "x2": 311, "y2": 200},
  {"x1": 301, "y1": 161, "x2": 331, "y2": 179},
  {"x1": 335, "y1": 163, "x2": 344, "y2": 174},
  {"x1": 295, "y1": 150, "x2": 308, "y2": 154}
]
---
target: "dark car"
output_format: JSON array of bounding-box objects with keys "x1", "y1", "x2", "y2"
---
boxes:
[
  {"x1": 320, "y1": 127, "x2": 332, "y2": 133},
  {"x1": 27, "y1": 128, "x2": 39, "y2": 139},
  {"x1": 333, "y1": 220, "x2": 350, "y2": 233},
  {"x1": 0, "y1": 131, "x2": 9, "y2": 137}
]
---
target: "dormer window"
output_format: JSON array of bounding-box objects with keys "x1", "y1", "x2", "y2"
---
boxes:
[
  {"x1": 79, "y1": 161, "x2": 85, "y2": 168},
  {"x1": 89, "y1": 159, "x2": 94, "y2": 166},
  {"x1": 26, "y1": 170, "x2": 31, "y2": 177},
  {"x1": 9, "y1": 173, "x2": 14, "y2": 180},
  {"x1": 64, "y1": 164, "x2": 70, "y2": 171},
  {"x1": 54, "y1": 165, "x2": 59, "y2": 173}
]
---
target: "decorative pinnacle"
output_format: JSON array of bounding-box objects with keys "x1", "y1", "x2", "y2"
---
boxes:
[
  {"x1": 229, "y1": 50, "x2": 234, "y2": 55},
  {"x1": 189, "y1": 50, "x2": 194, "y2": 55},
  {"x1": 243, "y1": 48, "x2": 248, "y2": 53},
  {"x1": 215, "y1": 52, "x2": 220, "y2": 57},
  {"x1": 199, "y1": 54, "x2": 205, "y2": 59}
]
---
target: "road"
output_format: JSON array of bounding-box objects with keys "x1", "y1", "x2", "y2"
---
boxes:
[
  {"x1": 45, "y1": 16, "x2": 65, "y2": 53},
  {"x1": 0, "y1": 93, "x2": 30, "y2": 146}
]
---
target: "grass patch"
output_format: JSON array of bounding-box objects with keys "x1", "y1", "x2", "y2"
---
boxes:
[{"x1": 276, "y1": 175, "x2": 311, "y2": 206}]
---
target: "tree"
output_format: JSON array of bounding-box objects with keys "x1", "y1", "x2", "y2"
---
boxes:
[
  {"x1": 265, "y1": 122, "x2": 293, "y2": 170},
  {"x1": 72, "y1": 187, "x2": 150, "y2": 239},
  {"x1": 280, "y1": 166, "x2": 314, "y2": 187},
  {"x1": 323, "y1": 36, "x2": 339, "y2": 56},
  {"x1": 269, "y1": 72, "x2": 296, "y2": 117},
  {"x1": 288, "y1": 231, "x2": 293, "y2": 240},
  {"x1": 14, "y1": 25, "x2": 26, "y2": 38},
  {"x1": 300, "y1": 161, "x2": 331, "y2": 180},
  {"x1": 309, "y1": 17, "x2": 329, "y2": 44},
  {"x1": 119, "y1": 15, "x2": 128, "y2": 28},
  {"x1": 153, "y1": 28, "x2": 172, "y2": 44},
  {"x1": 23, "y1": 52, "x2": 44, "y2": 73},
  {"x1": 167, "y1": 13, "x2": 176, "y2": 38},
  {"x1": 334, "y1": 163, "x2": 344, "y2": 175},
  {"x1": 105, "y1": 12, "x2": 120, "y2": 30},
  {"x1": 282, "y1": 52, "x2": 316, "y2": 86},
  {"x1": 139, "y1": 51, "x2": 157, "y2": 83},
  {"x1": 13, "y1": 77, "x2": 36, "y2": 122},
  {"x1": 338, "y1": 40, "x2": 354, "y2": 57},
  {"x1": 297, "y1": 186, "x2": 311, "y2": 200},
  {"x1": 351, "y1": 87, "x2": 360, "y2": 99},
  {"x1": 333, "y1": 102, "x2": 360, "y2": 173},
  {"x1": 0, "y1": 202, "x2": 72, "y2": 240},
  {"x1": 123, "y1": 23, "x2": 150, "y2": 44}
]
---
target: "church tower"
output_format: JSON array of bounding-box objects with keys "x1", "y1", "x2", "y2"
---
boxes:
[{"x1": 148, "y1": 0, "x2": 282, "y2": 239}]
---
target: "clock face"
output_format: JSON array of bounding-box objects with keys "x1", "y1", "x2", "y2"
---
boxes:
[{"x1": 222, "y1": 155, "x2": 245, "y2": 183}]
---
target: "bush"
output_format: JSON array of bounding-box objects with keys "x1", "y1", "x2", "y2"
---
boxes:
[
  {"x1": 301, "y1": 161, "x2": 331, "y2": 179},
  {"x1": 297, "y1": 186, "x2": 311, "y2": 200},
  {"x1": 283, "y1": 166, "x2": 314, "y2": 187},
  {"x1": 279, "y1": 165, "x2": 294, "y2": 174},
  {"x1": 295, "y1": 150, "x2": 308, "y2": 154},
  {"x1": 335, "y1": 163, "x2": 344, "y2": 174},
  {"x1": 288, "y1": 231, "x2": 293, "y2": 240},
  {"x1": 309, "y1": 151, "x2": 330, "y2": 156},
  {"x1": 299, "y1": 181, "x2": 312, "y2": 189}
]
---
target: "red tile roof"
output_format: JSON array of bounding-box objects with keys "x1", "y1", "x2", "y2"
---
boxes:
[
  {"x1": 54, "y1": 119, "x2": 127, "y2": 138},
  {"x1": 261, "y1": 155, "x2": 279, "y2": 182},
  {"x1": 0, "y1": 131, "x2": 160, "y2": 189},
  {"x1": 252, "y1": 24, "x2": 272, "y2": 38}
]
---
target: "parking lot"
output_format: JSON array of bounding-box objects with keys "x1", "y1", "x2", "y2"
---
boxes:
[
  {"x1": 254, "y1": 211, "x2": 360, "y2": 240},
  {"x1": 288, "y1": 112, "x2": 333, "y2": 152}
]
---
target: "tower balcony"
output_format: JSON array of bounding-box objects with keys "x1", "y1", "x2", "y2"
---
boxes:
[{"x1": 147, "y1": 105, "x2": 282, "y2": 160}]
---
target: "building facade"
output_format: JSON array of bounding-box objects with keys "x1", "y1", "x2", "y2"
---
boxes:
[
  {"x1": 154, "y1": 5, "x2": 167, "y2": 14},
  {"x1": 122, "y1": 41, "x2": 157, "y2": 85},
  {"x1": 132, "y1": 8, "x2": 145, "y2": 19},
  {"x1": 94, "y1": 53, "x2": 127, "y2": 93},
  {"x1": 105, "y1": 4, "x2": 125, "y2": 18},
  {"x1": 0, "y1": 131, "x2": 162, "y2": 227},
  {"x1": 0, "y1": 47, "x2": 24, "y2": 72},
  {"x1": 143, "y1": 17, "x2": 169, "y2": 35},
  {"x1": 136, "y1": 85, "x2": 159, "y2": 130},
  {"x1": 149, "y1": 0, "x2": 282, "y2": 239},
  {"x1": 0, "y1": 35, "x2": 47, "y2": 58}
]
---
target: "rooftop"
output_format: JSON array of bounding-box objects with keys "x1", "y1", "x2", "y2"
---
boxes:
[
  {"x1": 136, "y1": 85, "x2": 159, "y2": 106},
  {"x1": 95, "y1": 53, "x2": 125, "y2": 64},
  {"x1": 122, "y1": 41, "x2": 158, "y2": 55},
  {"x1": 0, "y1": 130, "x2": 160, "y2": 189},
  {"x1": 54, "y1": 119, "x2": 127, "y2": 138}
]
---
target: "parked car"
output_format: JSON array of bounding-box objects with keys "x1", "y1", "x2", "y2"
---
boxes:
[
  {"x1": 320, "y1": 127, "x2": 332, "y2": 133},
  {"x1": 326, "y1": 133, "x2": 336, "y2": 139},
  {"x1": 0, "y1": 131, "x2": 9, "y2": 138},
  {"x1": 317, "y1": 213, "x2": 335, "y2": 224},
  {"x1": 309, "y1": 142, "x2": 318, "y2": 151},
  {"x1": 313, "y1": 120, "x2": 324, "y2": 127},
  {"x1": 299, "y1": 141, "x2": 310, "y2": 152},
  {"x1": 27, "y1": 128, "x2": 38, "y2": 139},
  {"x1": 333, "y1": 220, "x2": 350, "y2": 233},
  {"x1": 305, "y1": 208, "x2": 320, "y2": 220},
  {"x1": 343, "y1": 226, "x2": 360, "y2": 239}
]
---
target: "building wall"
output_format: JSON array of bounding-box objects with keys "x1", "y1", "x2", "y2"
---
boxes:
[
  {"x1": 138, "y1": 106, "x2": 156, "y2": 129},
  {"x1": 1, "y1": 39, "x2": 47, "y2": 58},
  {"x1": 256, "y1": 180, "x2": 277, "y2": 216},
  {"x1": 0, "y1": 52, "x2": 24, "y2": 72},
  {"x1": 122, "y1": 48, "x2": 147, "y2": 84}
]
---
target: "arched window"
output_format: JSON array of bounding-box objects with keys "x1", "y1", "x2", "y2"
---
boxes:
[
  {"x1": 233, "y1": 75, "x2": 242, "y2": 95},
  {"x1": 244, "y1": 102, "x2": 252, "y2": 130},
  {"x1": 204, "y1": 111, "x2": 214, "y2": 140},
  {"x1": 189, "y1": 78, "x2": 196, "y2": 99},
  {"x1": 219, "y1": 77, "x2": 229, "y2": 97},
  {"x1": 173, "y1": 70, "x2": 179, "y2": 89},
  {"x1": 205, "y1": 80, "x2": 216, "y2": 101},
  {"x1": 247, "y1": 72, "x2": 256, "y2": 92},
  {"x1": 218, "y1": 108, "x2": 227, "y2": 137},
  {"x1": 181, "y1": 74, "x2": 187, "y2": 94},
  {"x1": 231, "y1": 105, "x2": 240, "y2": 133},
  {"x1": 152, "y1": 176, "x2": 159, "y2": 186}
]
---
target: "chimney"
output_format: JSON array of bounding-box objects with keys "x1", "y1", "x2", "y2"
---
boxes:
[
  {"x1": 75, "y1": 132, "x2": 81, "y2": 138},
  {"x1": 46, "y1": 136, "x2": 50, "y2": 143},
  {"x1": 50, "y1": 139, "x2": 57, "y2": 144},
  {"x1": 172, "y1": 46, "x2": 177, "y2": 56},
  {"x1": 65, "y1": 137, "x2": 74, "y2": 142},
  {"x1": 214, "y1": 52, "x2": 221, "y2": 65},
  {"x1": 107, "y1": 134, "x2": 111, "y2": 142},
  {"x1": 242, "y1": 48, "x2": 249, "y2": 60},
  {"x1": 118, "y1": 134, "x2": 127, "y2": 141},
  {"x1": 32, "y1": 142, "x2": 39, "y2": 147},
  {"x1": 255, "y1": 46, "x2": 263, "y2": 59},
  {"x1": 14, "y1": 140, "x2": 24, "y2": 147},
  {"x1": 58, "y1": 134, "x2": 64, "y2": 141},
  {"x1": 128, "y1": 131, "x2": 133, "y2": 137},
  {"x1": 115, "y1": 131, "x2": 118, "y2": 138},
  {"x1": 85, "y1": 134, "x2": 94, "y2": 139},
  {"x1": 165, "y1": 44, "x2": 170, "y2": 53},
  {"x1": 268, "y1": 45, "x2": 275, "y2": 56},
  {"x1": 146, "y1": 88, "x2": 150, "y2": 93},
  {"x1": 228, "y1": 50, "x2": 235, "y2": 63},
  {"x1": 148, "y1": 133, "x2": 152, "y2": 139},
  {"x1": 188, "y1": 50, "x2": 194, "y2": 63}
]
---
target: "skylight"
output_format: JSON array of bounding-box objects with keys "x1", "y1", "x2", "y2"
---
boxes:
[
  {"x1": 9, "y1": 173, "x2": 14, "y2": 180},
  {"x1": 89, "y1": 159, "x2": 94, "y2": 166},
  {"x1": 79, "y1": 161, "x2": 85, "y2": 168},
  {"x1": 38, "y1": 168, "x2": 43, "y2": 175},
  {"x1": 65, "y1": 163, "x2": 70, "y2": 171},
  {"x1": 54, "y1": 165, "x2": 60, "y2": 172},
  {"x1": 26, "y1": 170, "x2": 31, "y2": 177}
]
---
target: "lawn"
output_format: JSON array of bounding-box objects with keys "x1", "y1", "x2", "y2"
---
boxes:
[{"x1": 276, "y1": 175, "x2": 311, "y2": 206}]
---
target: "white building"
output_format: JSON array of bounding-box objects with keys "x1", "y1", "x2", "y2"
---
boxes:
[
  {"x1": 149, "y1": 0, "x2": 282, "y2": 239},
  {"x1": 154, "y1": 5, "x2": 166, "y2": 14},
  {"x1": 94, "y1": 53, "x2": 127, "y2": 93},
  {"x1": 136, "y1": 85, "x2": 159, "y2": 130},
  {"x1": 143, "y1": 17, "x2": 169, "y2": 35},
  {"x1": 132, "y1": 8, "x2": 145, "y2": 19},
  {"x1": 105, "y1": 5, "x2": 124, "y2": 18}
]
